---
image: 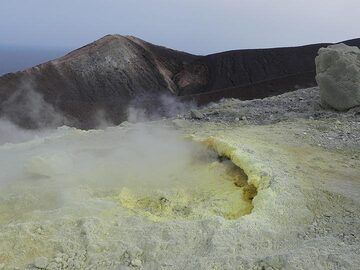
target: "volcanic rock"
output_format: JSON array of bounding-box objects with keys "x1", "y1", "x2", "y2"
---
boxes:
[
  {"x1": 190, "y1": 109, "x2": 204, "y2": 119},
  {"x1": 34, "y1": 257, "x2": 48, "y2": 269},
  {"x1": 316, "y1": 43, "x2": 360, "y2": 110}
]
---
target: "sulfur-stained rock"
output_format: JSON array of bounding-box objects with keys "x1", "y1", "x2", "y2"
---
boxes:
[{"x1": 315, "y1": 43, "x2": 360, "y2": 110}]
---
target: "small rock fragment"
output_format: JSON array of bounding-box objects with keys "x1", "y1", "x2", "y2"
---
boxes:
[
  {"x1": 34, "y1": 257, "x2": 48, "y2": 269},
  {"x1": 190, "y1": 109, "x2": 204, "y2": 119},
  {"x1": 172, "y1": 119, "x2": 188, "y2": 129},
  {"x1": 120, "y1": 121, "x2": 131, "y2": 127},
  {"x1": 46, "y1": 262, "x2": 58, "y2": 270},
  {"x1": 130, "y1": 259, "x2": 142, "y2": 268}
]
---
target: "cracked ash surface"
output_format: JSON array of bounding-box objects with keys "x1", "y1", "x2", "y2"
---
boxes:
[{"x1": 0, "y1": 87, "x2": 359, "y2": 269}]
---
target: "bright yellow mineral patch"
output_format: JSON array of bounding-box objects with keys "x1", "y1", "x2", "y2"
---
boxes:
[{"x1": 114, "y1": 141, "x2": 257, "y2": 221}]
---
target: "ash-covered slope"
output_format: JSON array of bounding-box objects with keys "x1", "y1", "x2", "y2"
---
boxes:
[
  {"x1": 1, "y1": 35, "x2": 359, "y2": 128},
  {"x1": 0, "y1": 35, "x2": 197, "y2": 128},
  {"x1": 180, "y1": 38, "x2": 360, "y2": 104}
]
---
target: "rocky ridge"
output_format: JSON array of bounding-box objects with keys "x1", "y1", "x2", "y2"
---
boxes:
[{"x1": 1, "y1": 35, "x2": 359, "y2": 129}]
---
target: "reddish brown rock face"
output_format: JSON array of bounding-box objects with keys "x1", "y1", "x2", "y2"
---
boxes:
[{"x1": 0, "y1": 35, "x2": 359, "y2": 129}]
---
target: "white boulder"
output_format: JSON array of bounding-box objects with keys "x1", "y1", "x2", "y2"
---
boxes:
[{"x1": 315, "y1": 43, "x2": 360, "y2": 110}]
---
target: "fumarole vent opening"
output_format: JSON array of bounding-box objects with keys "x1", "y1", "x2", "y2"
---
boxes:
[{"x1": 115, "y1": 145, "x2": 257, "y2": 222}]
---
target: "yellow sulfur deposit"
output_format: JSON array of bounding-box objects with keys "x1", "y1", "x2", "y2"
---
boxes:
[
  {"x1": 115, "y1": 152, "x2": 257, "y2": 221},
  {"x1": 1, "y1": 118, "x2": 358, "y2": 269}
]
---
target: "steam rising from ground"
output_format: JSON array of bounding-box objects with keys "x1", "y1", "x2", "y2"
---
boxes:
[
  {"x1": 127, "y1": 93, "x2": 196, "y2": 123},
  {"x1": 1, "y1": 85, "x2": 358, "y2": 269},
  {"x1": 0, "y1": 118, "x2": 53, "y2": 144},
  {"x1": 0, "y1": 82, "x2": 196, "y2": 144},
  {"x1": 0, "y1": 123, "x2": 199, "y2": 183},
  {"x1": 0, "y1": 122, "x2": 253, "y2": 224},
  {"x1": 0, "y1": 81, "x2": 69, "y2": 144},
  {"x1": 1, "y1": 82, "x2": 67, "y2": 129},
  {"x1": 0, "y1": 83, "x2": 255, "y2": 224},
  {"x1": 0, "y1": 83, "x2": 253, "y2": 229},
  {"x1": 0, "y1": 83, "x2": 257, "y2": 269}
]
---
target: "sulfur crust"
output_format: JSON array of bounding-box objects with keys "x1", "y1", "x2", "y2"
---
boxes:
[
  {"x1": 200, "y1": 136, "x2": 271, "y2": 190},
  {"x1": 0, "y1": 118, "x2": 359, "y2": 269},
  {"x1": 112, "y1": 142, "x2": 258, "y2": 222}
]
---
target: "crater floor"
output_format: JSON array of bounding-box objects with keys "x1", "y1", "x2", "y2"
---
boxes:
[{"x1": 0, "y1": 87, "x2": 359, "y2": 269}]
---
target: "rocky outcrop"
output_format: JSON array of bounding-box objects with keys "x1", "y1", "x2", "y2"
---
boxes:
[
  {"x1": 0, "y1": 35, "x2": 359, "y2": 128},
  {"x1": 316, "y1": 43, "x2": 360, "y2": 110}
]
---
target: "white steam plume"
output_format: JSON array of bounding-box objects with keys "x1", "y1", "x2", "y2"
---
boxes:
[{"x1": 127, "y1": 92, "x2": 196, "y2": 123}]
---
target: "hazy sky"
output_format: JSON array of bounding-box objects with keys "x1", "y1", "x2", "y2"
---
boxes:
[{"x1": 1, "y1": 0, "x2": 359, "y2": 55}]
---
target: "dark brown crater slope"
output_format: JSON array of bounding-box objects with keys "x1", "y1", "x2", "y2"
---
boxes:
[{"x1": 0, "y1": 35, "x2": 359, "y2": 128}]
